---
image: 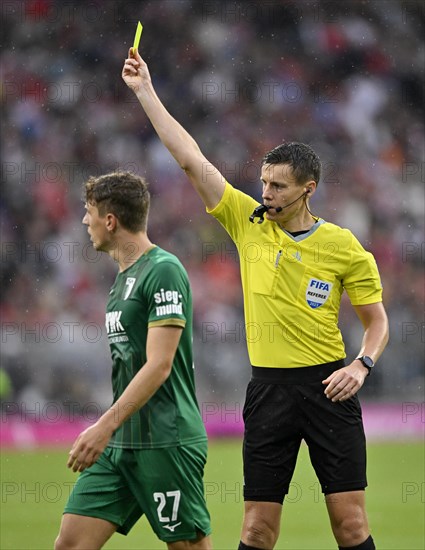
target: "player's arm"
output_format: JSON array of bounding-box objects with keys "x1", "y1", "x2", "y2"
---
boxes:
[
  {"x1": 122, "y1": 49, "x2": 225, "y2": 210},
  {"x1": 67, "y1": 325, "x2": 182, "y2": 472},
  {"x1": 322, "y1": 302, "x2": 389, "y2": 402}
]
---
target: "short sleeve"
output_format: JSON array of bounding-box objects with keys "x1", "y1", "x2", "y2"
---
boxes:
[
  {"x1": 143, "y1": 260, "x2": 189, "y2": 329},
  {"x1": 207, "y1": 181, "x2": 259, "y2": 244},
  {"x1": 343, "y1": 235, "x2": 383, "y2": 305}
]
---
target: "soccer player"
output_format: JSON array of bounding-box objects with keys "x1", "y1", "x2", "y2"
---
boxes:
[
  {"x1": 122, "y1": 49, "x2": 389, "y2": 550},
  {"x1": 55, "y1": 172, "x2": 212, "y2": 549}
]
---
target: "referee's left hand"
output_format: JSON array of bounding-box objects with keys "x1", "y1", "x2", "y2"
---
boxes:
[{"x1": 322, "y1": 363, "x2": 368, "y2": 402}]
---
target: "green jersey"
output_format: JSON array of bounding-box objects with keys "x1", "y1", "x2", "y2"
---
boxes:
[{"x1": 105, "y1": 246, "x2": 207, "y2": 449}]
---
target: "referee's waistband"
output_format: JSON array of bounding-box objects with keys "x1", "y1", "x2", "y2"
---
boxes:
[{"x1": 251, "y1": 359, "x2": 345, "y2": 384}]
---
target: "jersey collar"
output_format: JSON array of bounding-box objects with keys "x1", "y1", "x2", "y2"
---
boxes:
[{"x1": 276, "y1": 218, "x2": 326, "y2": 242}]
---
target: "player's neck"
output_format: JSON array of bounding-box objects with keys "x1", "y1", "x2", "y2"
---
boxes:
[{"x1": 110, "y1": 232, "x2": 154, "y2": 272}]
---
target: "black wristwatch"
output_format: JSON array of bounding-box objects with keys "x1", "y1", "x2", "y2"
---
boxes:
[{"x1": 356, "y1": 355, "x2": 374, "y2": 376}]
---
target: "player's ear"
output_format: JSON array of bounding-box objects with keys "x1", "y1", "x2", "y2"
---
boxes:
[{"x1": 105, "y1": 213, "x2": 117, "y2": 232}]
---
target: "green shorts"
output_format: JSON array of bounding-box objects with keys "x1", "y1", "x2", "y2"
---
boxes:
[{"x1": 64, "y1": 442, "x2": 211, "y2": 542}]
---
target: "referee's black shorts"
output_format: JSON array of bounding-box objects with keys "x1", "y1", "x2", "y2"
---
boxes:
[{"x1": 243, "y1": 360, "x2": 367, "y2": 504}]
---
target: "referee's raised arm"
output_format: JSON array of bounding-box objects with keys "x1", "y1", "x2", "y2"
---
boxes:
[{"x1": 122, "y1": 48, "x2": 225, "y2": 210}]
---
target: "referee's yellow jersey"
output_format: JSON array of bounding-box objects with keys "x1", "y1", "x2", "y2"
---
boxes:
[{"x1": 207, "y1": 182, "x2": 383, "y2": 368}]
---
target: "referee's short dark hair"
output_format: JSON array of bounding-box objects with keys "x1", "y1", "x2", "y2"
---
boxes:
[
  {"x1": 84, "y1": 171, "x2": 150, "y2": 232},
  {"x1": 262, "y1": 142, "x2": 321, "y2": 186}
]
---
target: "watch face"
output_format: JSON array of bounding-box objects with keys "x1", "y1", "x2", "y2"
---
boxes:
[{"x1": 362, "y1": 356, "x2": 374, "y2": 368}]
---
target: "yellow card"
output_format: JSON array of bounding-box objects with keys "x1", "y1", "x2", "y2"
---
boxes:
[{"x1": 131, "y1": 21, "x2": 143, "y2": 55}]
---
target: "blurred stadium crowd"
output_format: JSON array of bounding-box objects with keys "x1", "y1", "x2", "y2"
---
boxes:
[{"x1": 1, "y1": 0, "x2": 424, "y2": 417}]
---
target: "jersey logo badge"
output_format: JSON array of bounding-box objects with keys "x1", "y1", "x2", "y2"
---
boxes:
[
  {"x1": 123, "y1": 277, "x2": 136, "y2": 300},
  {"x1": 306, "y1": 278, "x2": 332, "y2": 309}
]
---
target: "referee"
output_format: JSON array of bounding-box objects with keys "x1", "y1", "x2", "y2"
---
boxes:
[{"x1": 123, "y1": 49, "x2": 389, "y2": 550}]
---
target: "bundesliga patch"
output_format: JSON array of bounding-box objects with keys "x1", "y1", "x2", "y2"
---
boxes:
[{"x1": 306, "y1": 278, "x2": 333, "y2": 309}]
